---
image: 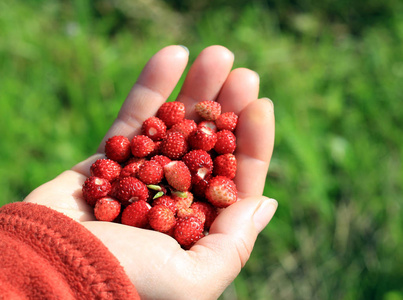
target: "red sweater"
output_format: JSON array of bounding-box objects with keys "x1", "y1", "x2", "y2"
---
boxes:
[{"x1": 0, "y1": 202, "x2": 140, "y2": 299}]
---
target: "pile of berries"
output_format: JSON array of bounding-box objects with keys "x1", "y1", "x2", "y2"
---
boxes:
[{"x1": 82, "y1": 100, "x2": 239, "y2": 249}]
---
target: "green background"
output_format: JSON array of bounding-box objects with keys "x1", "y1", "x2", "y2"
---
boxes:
[{"x1": 1, "y1": 0, "x2": 402, "y2": 299}]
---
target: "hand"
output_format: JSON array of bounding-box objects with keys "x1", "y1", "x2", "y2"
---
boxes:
[{"x1": 24, "y1": 45, "x2": 277, "y2": 300}]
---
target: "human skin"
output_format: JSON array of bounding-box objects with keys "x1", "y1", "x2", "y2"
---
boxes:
[{"x1": 24, "y1": 45, "x2": 277, "y2": 300}]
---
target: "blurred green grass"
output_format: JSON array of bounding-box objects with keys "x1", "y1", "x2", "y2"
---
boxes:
[{"x1": 1, "y1": 1, "x2": 402, "y2": 299}]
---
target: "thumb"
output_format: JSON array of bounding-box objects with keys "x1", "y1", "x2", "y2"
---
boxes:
[{"x1": 189, "y1": 196, "x2": 278, "y2": 295}]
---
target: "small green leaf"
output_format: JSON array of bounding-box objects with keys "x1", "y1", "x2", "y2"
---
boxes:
[
  {"x1": 172, "y1": 191, "x2": 188, "y2": 198},
  {"x1": 153, "y1": 191, "x2": 164, "y2": 199},
  {"x1": 147, "y1": 184, "x2": 162, "y2": 191}
]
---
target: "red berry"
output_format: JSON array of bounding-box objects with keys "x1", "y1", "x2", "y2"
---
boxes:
[
  {"x1": 216, "y1": 112, "x2": 238, "y2": 131},
  {"x1": 111, "y1": 177, "x2": 149, "y2": 206},
  {"x1": 195, "y1": 100, "x2": 221, "y2": 121},
  {"x1": 120, "y1": 158, "x2": 145, "y2": 178},
  {"x1": 152, "y1": 195, "x2": 177, "y2": 213},
  {"x1": 131, "y1": 135, "x2": 155, "y2": 158},
  {"x1": 171, "y1": 191, "x2": 194, "y2": 211},
  {"x1": 213, "y1": 153, "x2": 237, "y2": 179},
  {"x1": 214, "y1": 130, "x2": 236, "y2": 154},
  {"x1": 198, "y1": 120, "x2": 217, "y2": 133},
  {"x1": 90, "y1": 159, "x2": 122, "y2": 182},
  {"x1": 205, "y1": 176, "x2": 238, "y2": 208},
  {"x1": 164, "y1": 161, "x2": 192, "y2": 192},
  {"x1": 125, "y1": 157, "x2": 146, "y2": 166},
  {"x1": 174, "y1": 216, "x2": 204, "y2": 249},
  {"x1": 150, "y1": 155, "x2": 171, "y2": 168},
  {"x1": 169, "y1": 119, "x2": 197, "y2": 139},
  {"x1": 160, "y1": 131, "x2": 188, "y2": 159},
  {"x1": 137, "y1": 160, "x2": 164, "y2": 185},
  {"x1": 105, "y1": 135, "x2": 131, "y2": 163},
  {"x1": 191, "y1": 175, "x2": 211, "y2": 198},
  {"x1": 191, "y1": 201, "x2": 217, "y2": 229},
  {"x1": 148, "y1": 205, "x2": 176, "y2": 233},
  {"x1": 182, "y1": 150, "x2": 213, "y2": 180},
  {"x1": 149, "y1": 140, "x2": 163, "y2": 157},
  {"x1": 156, "y1": 102, "x2": 185, "y2": 128},
  {"x1": 177, "y1": 207, "x2": 206, "y2": 225},
  {"x1": 121, "y1": 200, "x2": 151, "y2": 228},
  {"x1": 82, "y1": 176, "x2": 112, "y2": 207},
  {"x1": 94, "y1": 197, "x2": 121, "y2": 222},
  {"x1": 188, "y1": 126, "x2": 217, "y2": 151},
  {"x1": 142, "y1": 117, "x2": 167, "y2": 141}
]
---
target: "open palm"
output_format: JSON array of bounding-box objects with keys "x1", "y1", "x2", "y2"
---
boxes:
[{"x1": 24, "y1": 45, "x2": 276, "y2": 300}]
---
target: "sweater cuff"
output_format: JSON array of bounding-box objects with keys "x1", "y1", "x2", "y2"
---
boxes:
[{"x1": 0, "y1": 202, "x2": 140, "y2": 300}]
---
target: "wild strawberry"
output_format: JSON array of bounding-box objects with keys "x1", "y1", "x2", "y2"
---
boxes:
[
  {"x1": 195, "y1": 100, "x2": 221, "y2": 121},
  {"x1": 125, "y1": 157, "x2": 145, "y2": 166},
  {"x1": 137, "y1": 160, "x2": 164, "y2": 185},
  {"x1": 169, "y1": 119, "x2": 197, "y2": 139},
  {"x1": 121, "y1": 200, "x2": 151, "y2": 228},
  {"x1": 105, "y1": 135, "x2": 131, "y2": 163},
  {"x1": 120, "y1": 158, "x2": 145, "y2": 178},
  {"x1": 156, "y1": 101, "x2": 185, "y2": 128},
  {"x1": 205, "y1": 176, "x2": 238, "y2": 208},
  {"x1": 191, "y1": 175, "x2": 211, "y2": 198},
  {"x1": 191, "y1": 201, "x2": 217, "y2": 229},
  {"x1": 188, "y1": 126, "x2": 217, "y2": 151},
  {"x1": 149, "y1": 140, "x2": 163, "y2": 157},
  {"x1": 182, "y1": 150, "x2": 213, "y2": 180},
  {"x1": 82, "y1": 176, "x2": 112, "y2": 207},
  {"x1": 141, "y1": 117, "x2": 167, "y2": 141},
  {"x1": 148, "y1": 205, "x2": 176, "y2": 233},
  {"x1": 94, "y1": 197, "x2": 121, "y2": 222},
  {"x1": 214, "y1": 130, "x2": 236, "y2": 154},
  {"x1": 164, "y1": 161, "x2": 192, "y2": 191},
  {"x1": 174, "y1": 216, "x2": 204, "y2": 249},
  {"x1": 177, "y1": 207, "x2": 206, "y2": 225},
  {"x1": 171, "y1": 191, "x2": 194, "y2": 210},
  {"x1": 131, "y1": 135, "x2": 155, "y2": 158},
  {"x1": 152, "y1": 195, "x2": 177, "y2": 213},
  {"x1": 213, "y1": 153, "x2": 237, "y2": 179},
  {"x1": 160, "y1": 131, "x2": 188, "y2": 159},
  {"x1": 216, "y1": 112, "x2": 238, "y2": 131},
  {"x1": 165, "y1": 226, "x2": 176, "y2": 238},
  {"x1": 90, "y1": 159, "x2": 122, "y2": 182},
  {"x1": 150, "y1": 155, "x2": 171, "y2": 168},
  {"x1": 198, "y1": 120, "x2": 217, "y2": 133},
  {"x1": 111, "y1": 176, "x2": 149, "y2": 206}
]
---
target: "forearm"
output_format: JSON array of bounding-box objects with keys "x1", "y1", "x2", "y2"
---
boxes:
[{"x1": 0, "y1": 202, "x2": 139, "y2": 300}]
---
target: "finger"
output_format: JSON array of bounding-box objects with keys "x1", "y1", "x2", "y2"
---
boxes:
[
  {"x1": 234, "y1": 98, "x2": 275, "y2": 198},
  {"x1": 98, "y1": 45, "x2": 189, "y2": 152},
  {"x1": 176, "y1": 45, "x2": 234, "y2": 120},
  {"x1": 216, "y1": 68, "x2": 260, "y2": 114},
  {"x1": 189, "y1": 196, "x2": 278, "y2": 297}
]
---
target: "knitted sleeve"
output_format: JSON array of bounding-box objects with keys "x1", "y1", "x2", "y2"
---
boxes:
[{"x1": 0, "y1": 202, "x2": 140, "y2": 300}]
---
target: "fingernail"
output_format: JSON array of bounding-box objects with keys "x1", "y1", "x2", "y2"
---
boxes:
[
  {"x1": 252, "y1": 70, "x2": 260, "y2": 81},
  {"x1": 253, "y1": 198, "x2": 278, "y2": 233},
  {"x1": 262, "y1": 97, "x2": 274, "y2": 109},
  {"x1": 178, "y1": 45, "x2": 189, "y2": 55}
]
